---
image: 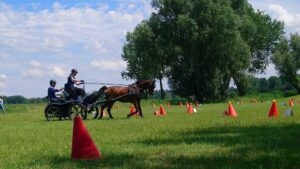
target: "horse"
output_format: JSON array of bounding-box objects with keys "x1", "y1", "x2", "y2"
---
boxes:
[{"x1": 98, "y1": 80, "x2": 156, "y2": 119}]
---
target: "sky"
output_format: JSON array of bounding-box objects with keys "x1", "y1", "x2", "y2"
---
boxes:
[{"x1": 0, "y1": 0, "x2": 299, "y2": 98}]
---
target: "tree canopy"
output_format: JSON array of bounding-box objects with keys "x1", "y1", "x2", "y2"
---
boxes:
[
  {"x1": 122, "y1": 0, "x2": 284, "y2": 101},
  {"x1": 273, "y1": 33, "x2": 300, "y2": 93}
]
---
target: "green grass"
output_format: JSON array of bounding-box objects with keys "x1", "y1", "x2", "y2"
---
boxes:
[{"x1": 0, "y1": 98, "x2": 300, "y2": 169}]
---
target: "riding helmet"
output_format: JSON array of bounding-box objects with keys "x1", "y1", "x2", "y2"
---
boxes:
[
  {"x1": 50, "y1": 80, "x2": 56, "y2": 85},
  {"x1": 71, "y1": 68, "x2": 78, "y2": 74}
]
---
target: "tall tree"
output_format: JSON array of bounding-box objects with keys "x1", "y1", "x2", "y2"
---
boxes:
[
  {"x1": 122, "y1": 0, "x2": 284, "y2": 101},
  {"x1": 122, "y1": 21, "x2": 172, "y2": 99},
  {"x1": 273, "y1": 33, "x2": 300, "y2": 93}
]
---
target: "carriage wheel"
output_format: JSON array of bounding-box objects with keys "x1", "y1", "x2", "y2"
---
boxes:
[
  {"x1": 84, "y1": 105, "x2": 99, "y2": 120},
  {"x1": 69, "y1": 103, "x2": 87, "y2": 120},
  {"x1": 45, "y1": 105, "x2": 61, "y2": 121}
]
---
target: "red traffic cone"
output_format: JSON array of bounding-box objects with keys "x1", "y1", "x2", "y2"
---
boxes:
[
  {"x1": 268, "y1": 100, "x2": 279, "y2": 117},
  {"x1": 71, "y1": 116, "x2": 101, "y2": 160},
  {"x1": 159, "y1": 104, "x2": 167, "y2": 115},
  {"x1": 289, "y1": 99, "x2": 294, "y2": 107},
  {"x1": 187, "y1": 103, "x2": 193, "y2": 114},
  {"x1": 228, "y1": 102, "x2": 237, "y2": 117},
  {"x1": 179, "y1": 102, "x2": 182, "y2": 107}
]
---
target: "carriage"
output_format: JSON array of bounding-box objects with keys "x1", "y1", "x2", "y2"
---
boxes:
[
  {"x1": 44, "y1": 85, "x2": 107, "y2": 121},
  {"x1": 44, "y1": 100, "x2": 87, "y2": 121},
  {"x1": 44, "y1": 80, "x2": 156, "y2": 121}
]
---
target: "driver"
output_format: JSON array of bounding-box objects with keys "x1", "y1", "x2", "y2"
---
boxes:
[
  {"x1": 48, "y1": 80, "x2": 64, "y2": 103},
  {"x1": 64, "y1": 69, "x2": 85, "y2": 100}
]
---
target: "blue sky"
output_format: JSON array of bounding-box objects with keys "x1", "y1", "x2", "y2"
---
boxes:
[{"x1": 0, "y1": 0, "x2": 299, "y2": 97}]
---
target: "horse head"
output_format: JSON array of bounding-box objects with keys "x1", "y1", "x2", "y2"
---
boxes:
[{"x1": 135, "y1": 80, "x2": 156, "y2": 95}]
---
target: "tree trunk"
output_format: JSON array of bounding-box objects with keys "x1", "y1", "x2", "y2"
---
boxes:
[
  {"x1": 219, "y1": 73, "x2": 230, "y2": 99},
  {"x1": 291, "y1": 78, "x2": 300, "y2": 94},
  {"x1": 159, "y1": 77, "x2": 165, "y2": 100}
]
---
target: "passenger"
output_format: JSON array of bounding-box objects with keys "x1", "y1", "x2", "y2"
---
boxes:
[
  {"x1": 48, "y1": 80, "x2": 64, "y2": 103},
  {"x1": 0, "y1": 96, "x2": 5, "y2": 114}
]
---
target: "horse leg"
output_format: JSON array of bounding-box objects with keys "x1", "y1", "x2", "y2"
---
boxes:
[
  {"x1": 137, "y1": 100, "x2": 143, "y2": 118},
  {"x1": 107, "y1": 102, "x2": 114, "y2": 119},
  {"x1": 98, "y1": 103, "x2": 107, "y2": 119}
]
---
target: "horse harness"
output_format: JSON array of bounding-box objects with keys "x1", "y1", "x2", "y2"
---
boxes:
[{"x1": 128, "y1": 84, "x2": 141, "y2": 96}]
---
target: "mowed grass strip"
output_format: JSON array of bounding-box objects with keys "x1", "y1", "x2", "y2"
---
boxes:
[{"x1": 0, "y1": 99, "x2": 300, "y2": 169}]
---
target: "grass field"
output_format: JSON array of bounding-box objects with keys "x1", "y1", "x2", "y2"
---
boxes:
[{"x1": 0, "y1": 98, "x2": 300, "y2": 169}]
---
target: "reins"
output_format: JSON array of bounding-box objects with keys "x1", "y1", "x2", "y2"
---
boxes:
[{"x1": 84, "y1": 82, "x2": 128, "y2": 86}]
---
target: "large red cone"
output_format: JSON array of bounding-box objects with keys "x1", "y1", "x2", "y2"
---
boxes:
[
  {"x1": 72, "y1": 116, "x2": 101, "y2": 160},
  {"x1": 159, "y1": 104, "x2": 167, "y2": 115},
  {"x1": 289, "y1": 99, "x2": 294, "y2": 107},
  {"x1": 268, "y1": 100, "x2": 279, "y2": 117},
  {"x1": 179, "y1": 102, "x2": 182, "y2": 107},
  {"x1": 228, "y1": 102, "x2": 237, "y2": 117},
  {"x1": 187, "y1": 103, "x2": 193, "y2": 114}
]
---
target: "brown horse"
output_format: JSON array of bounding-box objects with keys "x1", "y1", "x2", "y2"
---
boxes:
[{"x1": 98, "y1": 80, "x2": 156, "y2": 119}]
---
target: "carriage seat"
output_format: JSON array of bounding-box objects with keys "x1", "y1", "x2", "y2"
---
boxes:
[{"x1": 46, "y1": 96, "x2": 66, "y2": 104}]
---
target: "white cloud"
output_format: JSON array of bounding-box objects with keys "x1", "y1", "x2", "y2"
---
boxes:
[
  {"x1": 0, "y1": 74, "x2": 8, "y2": 89},
  {"x1": 0, "y1": 2, "x2": 152, "y2": 97},
  {"x1": 0, "y1": 74, "x2": 7, "y2": 80},
  {"x1": 269, "y1": 4, "x2": 296, "y2": 26},
  {"x1": 49, "y1": 65, "x2": 67, "y2": 77},
  {"x1": 268, "y1": 4, "x2": 300, "y2": 32},
  {"x1": 29, "y1": 60, "x2": 42, "y2": 67},
  {"x1": 22, "y1": 68, "x2": 44, "y2": 78},
  {"x1": 0, "y1": 82, "x2": 7, "y2": 89},
  {"x1": 91, "y1": 60, "x2": 126, "y2": 71},
  {"x1": 0, "y1": 2, "x2": 149, "y2": 54}
]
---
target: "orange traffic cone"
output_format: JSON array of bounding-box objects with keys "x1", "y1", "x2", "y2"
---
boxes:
[
  {"x1": 289, "y1": 99, "x2": 294, "y2": 107},
  {"x1": 130, "y1": 105, "x2": 136, "y2": 113},
  {"x1": 195, "y1": 101, "x2": 199, "y2": 107},
  {"x1": 168, "y1": 102, "x2": 171, "y2": 108},
  {"x1": 228, "y1": 102, "x2": 237, "y2": 117},
  {"x1": 186, "y1": 102, "x2": 189, "y2": 107},
  {"x1": 179, "y1": 102, "x2": 182, "y2": 107},
  {"x1": 71, "y1": 116, "x2": 101, "y2": 160},
  {"x1": 268, "y1": 100, "x2": 279, "y2": 117},
  {"x1": 159, "y1": 104, "x2": 167, "y2": 115},
  {"x1": 103, "y1": 111, "x2": 107, "y2": 117},
  {"x1": 187, "y1": 103, "x2": 193, "y2": 114},
  {"x1": 129, "y1": 105, "x2": 139, "y2": 116}
]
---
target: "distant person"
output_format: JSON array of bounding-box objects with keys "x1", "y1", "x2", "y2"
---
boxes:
[
  {"x1": 48, "y1": 80, "x2": 64, "y2": 103},
  {"x1": 0, "y1": 96, "x2": 4, "y2": 114},
  {"x1": 64, "y1": 69, "x2": 85, "y2": 101}
]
